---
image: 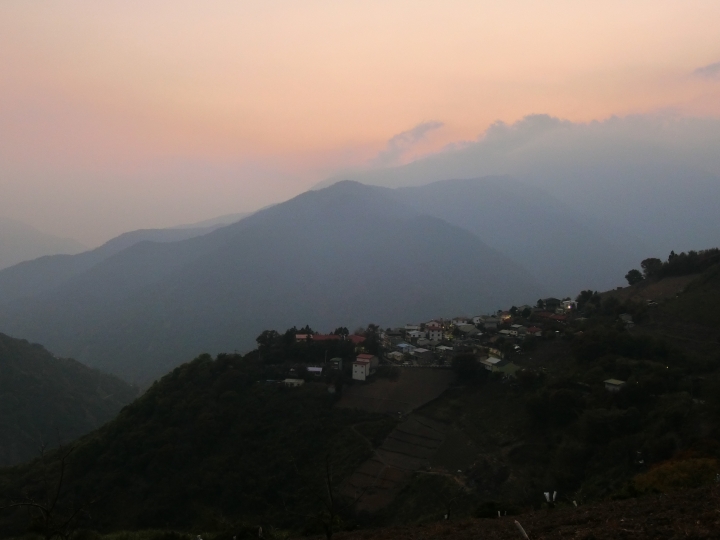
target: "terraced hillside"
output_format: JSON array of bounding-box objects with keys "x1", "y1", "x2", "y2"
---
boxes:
[{"x1": 346, "y1": 415, "x2": 447, "y2": 512}]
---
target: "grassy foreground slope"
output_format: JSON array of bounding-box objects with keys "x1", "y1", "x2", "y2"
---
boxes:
[{"x1": 0, "y1": 333, "x2": 137, "y2": 466}]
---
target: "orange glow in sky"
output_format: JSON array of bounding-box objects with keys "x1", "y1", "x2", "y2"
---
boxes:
[{"x1": 1, "y1": 0, "x2": 720, "y2": 243}]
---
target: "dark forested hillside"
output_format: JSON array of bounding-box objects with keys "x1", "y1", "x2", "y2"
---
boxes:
[
  {"x1": 0, "y1": 333, "x2": 137, "y2": 466},
  {"x1": 0, "y1": 181, "x2": 541, "y2": 384},
  {"x1": 0, "y1": 353, "x2": 389, "y2": 535}
]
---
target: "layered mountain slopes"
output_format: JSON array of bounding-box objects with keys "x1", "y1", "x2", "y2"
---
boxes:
[
  {"x1": 0, "y1": 217, "x2": 85, "y2": 271},
  {"x1": 398, "y1": 177, "x2": 638, "y2": 295},
  {"x1": 0, "y1": 181, "x2": 541, "y2": 383},
  {"x1": 326, "y1": 115, "x2": 720, "y2": 258},
  {"x1": 0, "y1": 333, "x2": 137, "y2": 466},
  {"x1": 0, "y1": 222, "x2": 233, "y2": 304}
]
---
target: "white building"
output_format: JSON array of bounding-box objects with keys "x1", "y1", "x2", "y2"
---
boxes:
[
  {"x1": 480, "y1": 357, "x2": 503, "y2": 371},
  {"x1": 352, "y1": 359, "x2": 370, "y2": 381},
  {"x1": 353, "y1": 353, "x2": 379, "y2": 381},
  {"x1": 427, "y1": 328, "x2": 443, "y2": 341}
]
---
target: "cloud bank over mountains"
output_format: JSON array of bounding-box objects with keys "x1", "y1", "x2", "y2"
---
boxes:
[
  {"x1": 694, "y1": 60, "x2": 720, "y2": 79},
  {"x1": 325, "y1": 113, "x2": 720, "y2": 257},
  {"x1": 370, "y1": 121, "x2": 445, "y2": 167},
  {"x1": 330, "y1": 114, "x2": 720, "y2": 188}
]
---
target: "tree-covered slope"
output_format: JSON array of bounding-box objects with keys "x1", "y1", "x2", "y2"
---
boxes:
[
  {"x1": 0, "y1": 353, "x2": 390, "y2": 535},
  {"x1": 0, "y1": 333, "x2": 137, "y2": 466}
]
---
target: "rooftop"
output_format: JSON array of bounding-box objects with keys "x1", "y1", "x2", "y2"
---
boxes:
[{"x1": 312, "y1": 334, "x2": 341, "y2": 341}]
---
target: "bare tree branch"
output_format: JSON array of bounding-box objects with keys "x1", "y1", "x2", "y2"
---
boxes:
[{"x1": 0, "y1": 443, "x2": 91, "y2": 540}]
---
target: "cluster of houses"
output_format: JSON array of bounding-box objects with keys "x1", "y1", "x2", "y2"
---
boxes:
[
  {"x1": 275, "y1": 296, "x2": 634, "y2": 389},
  {"x1": 377, "y1": 298, "x2": 582, "y2": 376},
  {"x1": 279, "y1": 352, "x2": 380, "y2": 386},
  {"x1": 274, "y1": 332, "x2": 377, "y2": 385}
]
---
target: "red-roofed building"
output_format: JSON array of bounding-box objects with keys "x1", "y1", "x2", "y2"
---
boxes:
[
  {"x1": 527, "y1": 326, "x2": 542, "y2": 336},
  {"x1": 427, "y1": 327, "x2": 443, "y2": 341},
  {"x1": 356, "y1": 353, "x2": 378, "y2": 372},
  {"x1": 312, "y1": 334, "x2": 342, "y2": 341},
  {"x1": 348, "y1": 335, "x2": 366, "y2": 344}
]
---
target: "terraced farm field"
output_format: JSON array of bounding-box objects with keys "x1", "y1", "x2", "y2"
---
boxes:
[
  {"x1": 338, "y1": 368, "x2": 459, "y2": 511},
  {"x1": 337, "y1": 368, "x2": 455, "y2": 414},
  {"x1": 345, "y1": 415, "x2": 448, "y2": 512}
]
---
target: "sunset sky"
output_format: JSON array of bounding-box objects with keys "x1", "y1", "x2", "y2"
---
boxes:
[{"x1": 2, "y1": 0, "x2": 720, "y2": 245}]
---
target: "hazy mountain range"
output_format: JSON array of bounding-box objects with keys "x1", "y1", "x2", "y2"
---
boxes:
[
  {"x1": 0, "y1": 216, "x2": 86, "y2": 271},
  {"x1": 0, "y1": 180, "x2": 545, "y2": 383},
  {"x1": 398, "y1": 177, "x2": 638, "y2": 295},
  {"x1": 0, "y1": 170, "x2": 715, "y2": 384},
  {"x1": 0, "y1": 214, "x2": 249, "y2": 304},
  {"x1": 325, "y1": 114, "x2": 720, "y2": 258}
]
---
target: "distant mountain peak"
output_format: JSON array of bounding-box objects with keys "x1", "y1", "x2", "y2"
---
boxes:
[{"x1": 0, "y1": 216, "x2": 86, "y2": 270}]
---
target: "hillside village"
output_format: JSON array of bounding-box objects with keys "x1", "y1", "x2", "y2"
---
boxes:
[
  {"x1": 274, "y1": 295, "x2": 636, "y2": 391},
  {"x1": 2, "y1": 250, "x2": 719, "y2": 538}
]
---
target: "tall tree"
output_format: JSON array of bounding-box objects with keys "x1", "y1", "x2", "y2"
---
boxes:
[
  {"x1": 641, "y1": 258, "x2": 663, "y2": 278},
  {"x1": 625, "y1": 269, "x2": 644, "y2": 285}
]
